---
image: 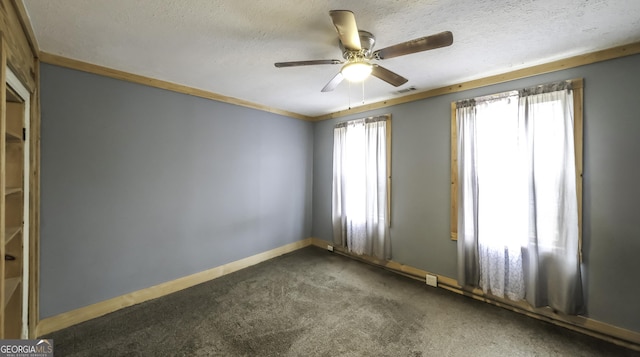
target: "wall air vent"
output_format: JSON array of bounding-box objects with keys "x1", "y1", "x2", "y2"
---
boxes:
[{"x1": 394, "y1": 86, "x2": 417, "y2": 95}]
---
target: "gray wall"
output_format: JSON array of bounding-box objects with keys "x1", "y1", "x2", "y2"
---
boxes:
[
  {"x1": 40, "y1": 64, "x2": 314, "y2": 318},
  {"x1": 41, "y1": 52, "x2": 640, "y2": 333},
  {"x1": 311, "y1": 54, "x2": 640, "y2": 332}
]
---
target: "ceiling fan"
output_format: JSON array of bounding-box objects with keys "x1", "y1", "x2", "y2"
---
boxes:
[{"x1": 274, "y1": 10, "x2": 453, "y2": 92}]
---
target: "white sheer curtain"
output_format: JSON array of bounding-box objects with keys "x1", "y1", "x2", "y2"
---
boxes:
[
  {"x1": 519, "y1": 84, "x2": 583, "y2": 313},
  {"x1": 332, "y1": 116, "x2": 390, "y2": 260},
  {"x1": 457, "y1": 100, "x2": 480, "y2": 287},
  {"x1": 457, "y1": 82, "x2": 583, "y2": 314}
]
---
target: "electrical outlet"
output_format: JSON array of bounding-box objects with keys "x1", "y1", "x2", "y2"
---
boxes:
[
  {"x1": 327, "y1": 245, "x2": 334, "y2": 252},
  {"x1": 426, "y1": 274, "x2": 438, "y2": 287}
]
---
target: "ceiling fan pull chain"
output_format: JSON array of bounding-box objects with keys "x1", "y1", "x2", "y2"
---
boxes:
[
  {"x1": 348, "y1": 81, "x2": 352, "y2": 109},
  {"x1": 361, "y1": 81, "x2": 365, "y2": 104}
]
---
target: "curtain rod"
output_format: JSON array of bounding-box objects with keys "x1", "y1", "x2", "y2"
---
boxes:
[
  {"x1": 456, "y1": 79, "x2": 573, "y2": 108},
  {"x1": 334, "y1": 114, "x2": 390, "y2": 128}
]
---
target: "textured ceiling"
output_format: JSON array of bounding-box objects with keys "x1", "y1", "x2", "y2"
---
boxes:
[{"x1": 22, "y1": 0, "x2": 640, "y2": 117}]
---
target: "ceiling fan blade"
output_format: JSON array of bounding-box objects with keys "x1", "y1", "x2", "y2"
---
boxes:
[
  {"x1": 371, "y1": 64, "x2": 408, "y2": 87},
  {"x1": 321, "y1": 72, "x2": 344, "y2": 92},
  {"x1": 275, "y1": 59, "x2": 342, "y2": 68},
  {"x1": 373, "y1": 31, "x2": 453, "y2": 60},
  {"x1": 329, "y1": 10, "x2": 361, "y2": 50}
]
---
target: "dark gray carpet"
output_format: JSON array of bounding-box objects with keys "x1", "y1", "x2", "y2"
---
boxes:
[{"x1": 45, "y1": 246, "x2": 639, "y2": 356}]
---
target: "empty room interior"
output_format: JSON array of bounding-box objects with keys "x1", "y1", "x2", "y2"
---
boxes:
[{"x1": 1, "y1": 0, "x2": 640, "y2": 355}]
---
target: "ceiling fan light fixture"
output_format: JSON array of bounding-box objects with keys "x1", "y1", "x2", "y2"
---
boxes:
[{"x1": 341, "y1": 62, "x2": 372, "y2": 82}]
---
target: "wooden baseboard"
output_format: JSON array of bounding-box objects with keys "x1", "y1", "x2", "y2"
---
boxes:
[
  {"x1": 310, "y1": 238, "x2": 640, "y2": 351},
  {"x1": 36, "y1": 238, "x2": 312, "y2": 336},
  {"x1": 36, "y1": 236, "x2": 640, "y2": 351}
]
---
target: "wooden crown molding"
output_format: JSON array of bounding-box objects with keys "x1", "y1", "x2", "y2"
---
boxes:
[
  {"x1": 37, "y1": 52, "x2": 315, "y2": 122},
  {"x1": 36, "y1": 40, "x2": 640, "y2": 123},
  {"x1": 11, "y1": 0, "x2": 39, "y2": 56},
  {"x1": 313, "y1": 41, "x2": 640, "y2": 121}
]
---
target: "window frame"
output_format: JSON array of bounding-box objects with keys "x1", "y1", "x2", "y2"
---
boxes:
[{"x1": 450, "y1": 79, "x2": 583, "y2": 257}]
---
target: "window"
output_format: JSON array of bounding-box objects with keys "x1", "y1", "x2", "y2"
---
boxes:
[
  {"x1": 332, "y1": 115, "x2": 391, "y2": 260},
  {"x1": 451, "y1": 79, "x2": 584, "y2": 314}
]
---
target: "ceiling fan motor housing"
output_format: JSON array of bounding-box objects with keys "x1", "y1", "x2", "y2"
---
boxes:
[{"x1": 340, "y1": 30, "x2": 376, "y2": 59}]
